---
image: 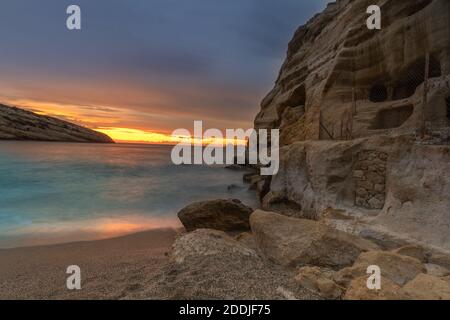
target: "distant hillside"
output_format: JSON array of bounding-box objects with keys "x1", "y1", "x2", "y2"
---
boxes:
[{"x1": 0, "y1": 103, "x2": 114, "y2": 143}]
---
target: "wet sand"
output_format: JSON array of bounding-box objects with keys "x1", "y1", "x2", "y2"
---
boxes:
[{"x1": 0, "y1": 228, "x2": 180, "y2": 300}]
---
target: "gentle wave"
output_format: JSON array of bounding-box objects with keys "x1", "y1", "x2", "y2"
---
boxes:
[{"x1": 0, "y1": 141, "x2": 258, "y2": 248}]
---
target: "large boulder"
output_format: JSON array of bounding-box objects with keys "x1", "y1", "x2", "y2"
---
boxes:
[
  {"x1": 334, "y1": 251, "x2": 426, "y2": 287},
  {"x1": 403, "y1": 274, "x2": 450, "y2": 300},
  {"x1": 130, "y1": 229, "x2": 320, "y2": 300},
  {"x1": 250, "y1": 210, "x2": 379, "y2": 269},
  {"x1": 177, "y1": 199, "x2": 253, "y2": 232},
  {"x1": 170, "y1": 229, "x2": 257, "y2": 264},
  {"x1": 344, "y1": 276, "x2": 409, "y2": 300}
]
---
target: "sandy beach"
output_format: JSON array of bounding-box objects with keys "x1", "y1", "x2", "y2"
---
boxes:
[{"x1": 0, "y1": 228, "x2": 180, "y2": 300}]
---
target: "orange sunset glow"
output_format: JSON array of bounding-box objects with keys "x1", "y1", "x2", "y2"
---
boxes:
[
  {"x1": 2, "y1": 98, "x2": 248, "y2": 145},
  {"x1": 97, "y1": 127, "x2": 248, "y2": 145}
]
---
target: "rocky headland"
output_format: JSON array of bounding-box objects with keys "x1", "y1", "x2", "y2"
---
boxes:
[
  {"x1": 143, "y1": 0, "x2": 450, "y2": 300},
  {"x1": 0, "y1": 103, "x2": 114, "y2": 143}
]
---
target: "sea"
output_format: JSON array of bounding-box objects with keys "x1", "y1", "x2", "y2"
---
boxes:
[{"x1": 0, "y1": 141, "x2": 259, "y2": 248}]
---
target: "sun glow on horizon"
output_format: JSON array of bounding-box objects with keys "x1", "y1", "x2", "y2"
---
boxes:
[
  {"x1": 97, "y1": 127, "x2": 248, "y2": 146},
  {"x1": 96, "y1": 127, "x2": 180, "y2": 144},
  {"x1": 1, "y1": 98, "x2": 248, "y2": 146}
]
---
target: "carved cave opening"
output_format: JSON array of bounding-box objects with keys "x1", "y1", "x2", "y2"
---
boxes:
[
  {"x1": 371, "y1": 105, "x2": 414, "y2": 130},
  {"x1": 392, "y1": 56, "x2": 441, "y2": 100},
  {"x1": 381, "y1": 0, "x2": 433, "y2": 30},
  {"x1": 369, "y1": 84, "x2": 388, "y2": 102},
  {"x1": 446, "y1": 96, "x2": 450, "y2": 120},
  {"x1": 278, "y1": 84, "x2": 306, "y2": 127},
  {"x1": 285, "y1": 84, "x2": 306, "y2": 108},
  {"x1": 404, "y1": 0, "x2": 434, "y2": 17}
]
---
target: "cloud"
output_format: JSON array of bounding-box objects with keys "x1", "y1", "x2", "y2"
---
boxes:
[{"x1": 0, "y1": 0, "x2": 328, "y2": 134}]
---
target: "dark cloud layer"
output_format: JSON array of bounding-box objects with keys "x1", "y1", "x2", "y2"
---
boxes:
[{"x1": 0, "y1": 0, "x2": 328, "y2": 132}]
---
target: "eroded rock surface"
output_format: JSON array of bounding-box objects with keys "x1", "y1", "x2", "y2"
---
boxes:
[
  {"x1": 403, "y1": 274, "x2": 450, "y2": 300},
  {"x1": 254, "y1": 0, "x2": 450, "y2": 253},
  {"x1": 255, "y1": 0, "x2": 450, "y2": 140}
]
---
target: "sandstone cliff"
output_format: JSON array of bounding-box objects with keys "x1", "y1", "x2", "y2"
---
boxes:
[
  {"x1": 256, "y1": 0, "x2": 449, "y2": 141},
  {"x1": 0, "y1": 103, "x2": 114, "y2": 143},
  {"x1": 254, "y1": 0, "x2": 450, "y2": 252},
  {"x1": 140, "y1": 0, "x2": 450, "y2": 301}
]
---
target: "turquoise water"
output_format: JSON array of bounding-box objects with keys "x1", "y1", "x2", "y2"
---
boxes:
[{"x1": 0, "y1": 141, "x2": 258, "y2": 248}]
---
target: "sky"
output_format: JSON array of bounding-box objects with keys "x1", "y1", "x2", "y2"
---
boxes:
[{"x1": 0, "y1": 0, "x2": 328, "y2": 143}]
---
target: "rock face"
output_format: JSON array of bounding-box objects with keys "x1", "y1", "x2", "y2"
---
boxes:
[
  {"x1": 255, "y1": 0, "x2": 450, "y2": 139},
  {"x1": 0, "y1": 103, "x2": 114, "y2": 143},
  {"x1": 263, "y1": 135, "x2": 450, "y2": 251},
  {"x1": 177, "y1": 199, "x2": 253, "y2": 232},
  {"x1": 253, "y1": 0, "x2": 450, "y2": 252},
  {"x1": 250, "y1": 210, "x2": 379, "y2": 269}
]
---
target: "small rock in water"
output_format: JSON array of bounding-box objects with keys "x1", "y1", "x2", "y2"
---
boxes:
[{"x1": 227, "y1": 184, "x2": 243, "y2": 191}]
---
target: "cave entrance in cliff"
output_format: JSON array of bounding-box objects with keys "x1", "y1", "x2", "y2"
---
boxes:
[
  {"x1": 381, "y1": 0, "x2": 433, "y2": 28},
  {"x1": 286, "y1": 84, "x2": 306, "y2": 108},
  {"x1": 279, "y1": 84, "x2": 307, "y2": 127},
  {"x1": 446, "y1": 96, "x2": 450, "y2": 121},
  {"x1": 371, "y1": 105, "x2": 414, "y2": 130},
  {"x1": 369, "y1": 84, "x2": 388, "y2": 103},
  {"x1": 405, "y1": 0, "x2": 433, "y2": 17},
  {"x1": 392, "y1": 55, "x2": 442, "y2": 100}
]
